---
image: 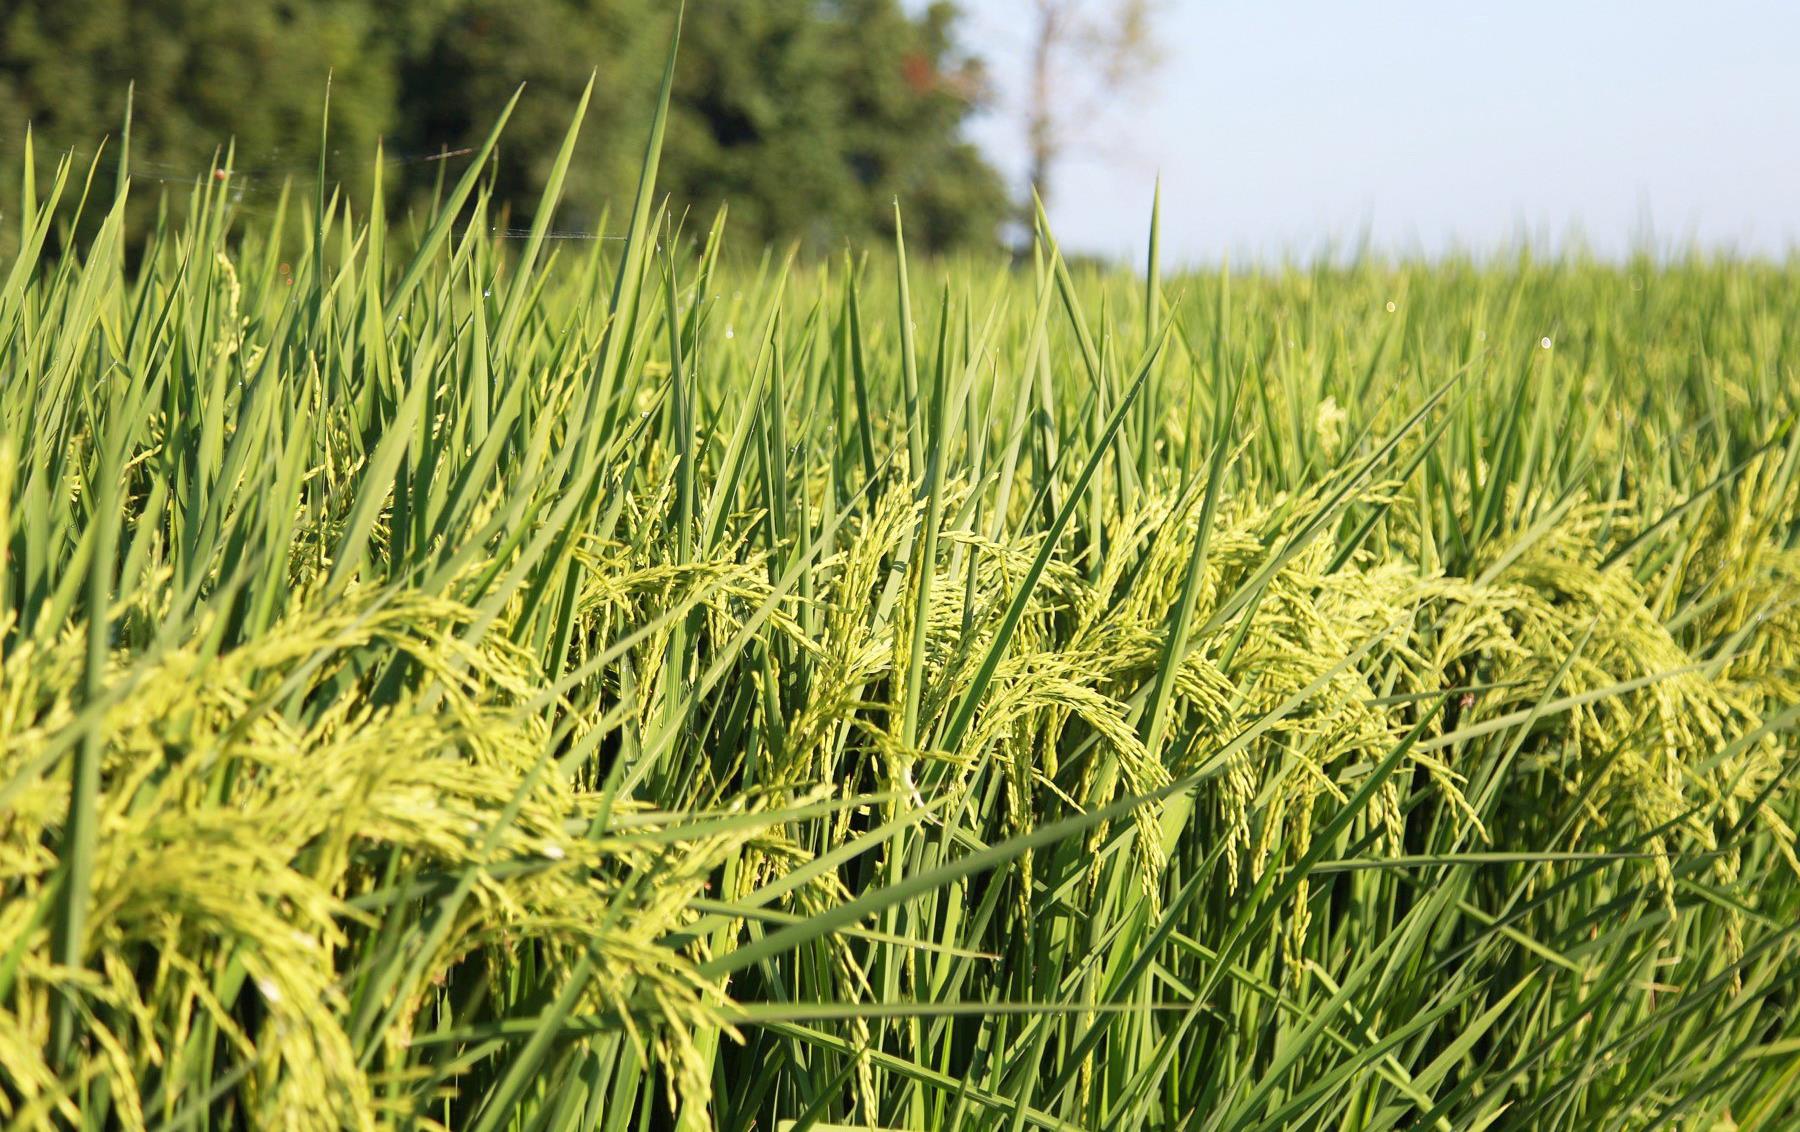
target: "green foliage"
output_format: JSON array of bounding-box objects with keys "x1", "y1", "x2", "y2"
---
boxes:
[
  {"x1": 0, "y1": 0, "x2": 1009, "y2": 252},
  {"x1": 0, "y1": 0, "x2": 395, "y2": 193},
  {"x1": 3, "y1": 35, "x2": 1800, "y2": 1132}
]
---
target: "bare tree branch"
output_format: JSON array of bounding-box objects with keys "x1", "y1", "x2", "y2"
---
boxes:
[{"x1": 1022, "y1": 0, "x2": 1165, "y2": 214}]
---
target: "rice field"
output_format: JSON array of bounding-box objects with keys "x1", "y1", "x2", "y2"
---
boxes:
[{"x1": 4, "y1": 53, "x2": 1800, "y2": 1132}]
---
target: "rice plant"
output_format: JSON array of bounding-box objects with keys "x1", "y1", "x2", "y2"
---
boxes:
[{"x1": 4, "y1": 30, "x2": 1799, "y2": 1132}]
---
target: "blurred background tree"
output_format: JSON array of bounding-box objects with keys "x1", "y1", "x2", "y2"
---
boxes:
[
  {"x1": 0, "y1": 0, "x2": 1010, "y2": 253},
  {"x1": 1021, "y1": 0, "x2": 1163, "y2": 212},
  {"x1": 0, "y1": 0, "x2": 396, "y2": 199}
]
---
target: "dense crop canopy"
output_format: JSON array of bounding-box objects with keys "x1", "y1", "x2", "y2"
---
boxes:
[{"x1": 3, "y1": 33, "x2": 1799, "y2": 1132}]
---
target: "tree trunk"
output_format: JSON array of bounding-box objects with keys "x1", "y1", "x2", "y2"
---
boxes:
[{"x1": 1026, "y1": 0, "x2": 1061, "y2": 215}]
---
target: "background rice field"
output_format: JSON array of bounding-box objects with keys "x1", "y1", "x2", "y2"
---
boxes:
[{"x1": 3, "y1": 51, "x2": 1800, "y2": 1132}]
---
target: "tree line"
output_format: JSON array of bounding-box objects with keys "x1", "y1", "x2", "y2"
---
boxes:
[{"x1": 0, "y1": 0, "x2": 1012, "y2": 252}]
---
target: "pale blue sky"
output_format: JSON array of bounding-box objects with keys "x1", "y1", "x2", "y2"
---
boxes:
[{"x1": 944, "y1": 1, "x2": 1800, "y2": 264}]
